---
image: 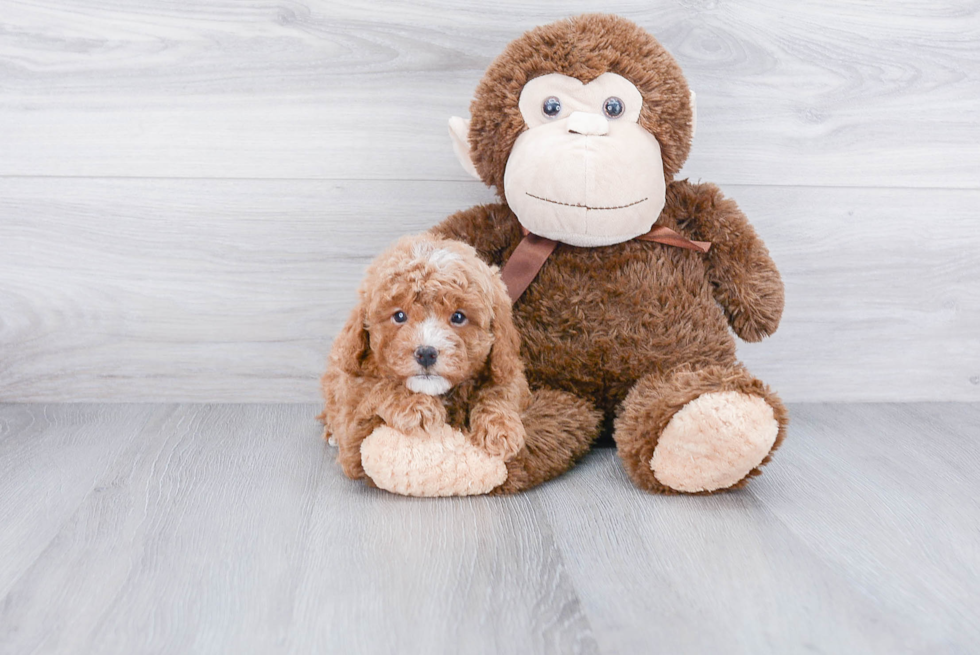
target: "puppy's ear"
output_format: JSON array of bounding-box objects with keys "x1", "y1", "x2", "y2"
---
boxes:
[
  {"x1": 330, "y1": 303, "x2": 370, "y2": 376},
  {"x1": 486, "y1": 281, "x2": 525, "y2": 395}
]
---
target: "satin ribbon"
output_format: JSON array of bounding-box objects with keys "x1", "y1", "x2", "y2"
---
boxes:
[{"x1": 500, "y1": 225, "x2": 711, "y2": 302}]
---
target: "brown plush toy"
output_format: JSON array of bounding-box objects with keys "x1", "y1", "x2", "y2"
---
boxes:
[{"x1": 430, "y1": 13, "x2": 789, "y2": 494}]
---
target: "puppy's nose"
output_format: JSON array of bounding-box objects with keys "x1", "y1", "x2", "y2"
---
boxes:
[{"x1": 414, "y1": 346, "x2": 438, "y2": 368}]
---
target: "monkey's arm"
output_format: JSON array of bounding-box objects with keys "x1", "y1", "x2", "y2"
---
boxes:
[
  {"x1": 674, "y1": 181, "x2": 784, "y2": 342},
  {"x1": 430, "y1": 203, "x2": 523, "y2": 267}
]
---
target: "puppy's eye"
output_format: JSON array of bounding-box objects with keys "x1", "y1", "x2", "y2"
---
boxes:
[
  {"x1": 542, "y1": 96, "x2": 562, "y2": 118},
  {"x1": 392, "y1": 310, "x2": 407, "y2": 324},
  {"x1": 450, "y1": 311, "x2": 467, "y2": 326},
  {"x1": 603, "y1": 96, "x2": 624, "y2": 118}
]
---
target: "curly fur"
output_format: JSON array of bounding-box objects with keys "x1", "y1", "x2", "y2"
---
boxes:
[
  {"x1": 432, "y1": 14, "x2": 788, "y2": 494},
  {"x1": 320, "y1": 235, "x2": 529, "y2": 481}
]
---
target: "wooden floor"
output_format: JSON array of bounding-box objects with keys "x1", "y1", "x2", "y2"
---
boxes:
[{"x1": 0, "y1": 403, "x2": 977, "y2": 654}]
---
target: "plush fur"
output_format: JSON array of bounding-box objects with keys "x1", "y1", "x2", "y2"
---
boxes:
[
  {"x1": 493, "y1": 389, "x2": 601, "y2": 495},
  {"x1": 320, "y1": 234, "x2": 602, "y2": 492},
  {"x1": 468, "y1": 13, "x2": 694, "y2": 195},
  {"x1": 360, "y1": 425, "x2": 508, "y2": 497},
  {"x1": 432, "y1": 14, "x2": 788, "y2": 494},
  {"x1": 614, "y1": 364, "x2": 787, "y2": 494}
]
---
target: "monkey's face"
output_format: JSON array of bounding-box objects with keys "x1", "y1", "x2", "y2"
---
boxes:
[
  {"x1": 502, "y1": 73, "x2": 667, "y2": 247},
  {"x1": 449, "y1": 16, "x2": 695, "y2": 247}
]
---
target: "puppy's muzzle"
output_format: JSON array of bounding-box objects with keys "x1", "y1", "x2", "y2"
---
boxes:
[{"x1": 414, "y1": 346, "x2": 438, "y2": 368}]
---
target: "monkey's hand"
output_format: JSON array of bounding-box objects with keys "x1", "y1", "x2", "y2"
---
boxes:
[
  {"x1": 470, "y1": 409, "x2": 526, "y2": 461},
  {"x1": 724, "y1": 274, "x2": 785, "y2": 342},
  {"x1": 675, "y1": 181, "x2": 784, "y2": 342}
]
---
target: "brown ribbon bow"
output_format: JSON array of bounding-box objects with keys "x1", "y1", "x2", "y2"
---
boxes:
[{"x1": 500, "y1": 225, "x2": 711, "y2": 302}]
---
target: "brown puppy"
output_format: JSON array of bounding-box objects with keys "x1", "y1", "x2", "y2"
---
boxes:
[{"x1": 320, "y1": 235, "x2": 528, "y2": 483}]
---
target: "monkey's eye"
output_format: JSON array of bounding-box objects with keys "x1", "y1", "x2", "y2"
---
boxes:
[
  {"x1": 542, "y1": 96, "x2": 562, "y2": 118},
  {"x1": 603, "y1": 96, "x2": 625, "y2": 118},
  {"x1": 392, "y1": 310, "x2": 407, "y2": 324},
  {"x1": 450, "y1": 311, "x2": 467, "y2": 326}
]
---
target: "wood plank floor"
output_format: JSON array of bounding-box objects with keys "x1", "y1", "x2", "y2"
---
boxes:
[{"x1": 1, "y1": 403, "x2": 977, "y2": 654}]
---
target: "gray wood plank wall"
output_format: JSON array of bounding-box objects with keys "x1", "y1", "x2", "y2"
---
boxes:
[{"x1": 1, "y1": 1, "x2": 978, "y2": 402}]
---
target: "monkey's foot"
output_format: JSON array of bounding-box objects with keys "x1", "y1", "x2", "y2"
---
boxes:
[
  {"x1": 360, "y1": 425, "x2": 507, "y2": 497},
  {"x1": 650, "y1": 391, "x2": 778, "y2": 493}
]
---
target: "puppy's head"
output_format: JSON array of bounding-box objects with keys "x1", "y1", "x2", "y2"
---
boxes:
[{"x1": 334, "y1": 235, "x2": 516, "y2": 396}]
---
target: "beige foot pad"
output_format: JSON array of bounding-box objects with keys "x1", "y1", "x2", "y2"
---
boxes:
[
  {"x1": 651, "y1": 391, "x2": 778, "y2": 493},
  {"x1": 360, "y1": 425, "x2": 507, "y2": 497}
]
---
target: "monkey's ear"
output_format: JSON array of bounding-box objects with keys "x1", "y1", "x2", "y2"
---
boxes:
[
  {"x1": 329, "y1": 303, "x2": 370, "y2": 376},
  {"x1": 448, "y1": 116, "x2": 482, "y2": 181},
  {"x1": 689, "y1": 90, "x2": 697, "y2": 140}
]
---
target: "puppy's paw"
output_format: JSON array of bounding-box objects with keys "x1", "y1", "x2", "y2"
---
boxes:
[
  {"x1": 337, "y1": 441, "x2": 366, "y2": 480},
  {"x1": 472, "y1": 413, "x2": 526, "y2": 460},
  {"x1": 380, "y1": 395, "x2": 447, "y2": 434},
  {"x1": 415, "y1": 396, "x2": 448, "y2": 432},
  {"x1": 339, "y1": 456, "x2": 365, "y2": 480}
]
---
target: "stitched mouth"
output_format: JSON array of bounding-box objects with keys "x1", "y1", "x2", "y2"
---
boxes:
[{"x1": 526, "y1": 192, "x2": 648, "y2": 211}]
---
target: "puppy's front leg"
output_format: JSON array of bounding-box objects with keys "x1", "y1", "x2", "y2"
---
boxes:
[
  {"x1": 470, "y1": 407, "x2": 526, "y2": 461},
  {"x1": 374, "y1": 385, "x2": 447, "y2": 434}
]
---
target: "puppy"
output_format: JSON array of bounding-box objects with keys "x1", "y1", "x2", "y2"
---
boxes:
[{"x1": 320, "y1": 234, "x2": 528, "y2": 482}]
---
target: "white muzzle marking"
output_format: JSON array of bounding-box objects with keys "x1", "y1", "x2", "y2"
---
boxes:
[
  {"x1": 406, "y1": 375, "x2": 452, "y2": 396},
  {"x1": 408, "y1": 316, "x2": 454, "y2": 395}
]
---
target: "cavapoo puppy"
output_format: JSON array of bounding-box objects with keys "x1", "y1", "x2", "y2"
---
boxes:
[{"x1": 320, "y1": 234, "x2": 528, "y2": 483}]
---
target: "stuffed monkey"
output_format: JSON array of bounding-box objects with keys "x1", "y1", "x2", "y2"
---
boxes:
[{"x1": 432, "y1": 14, "x2": 788, "y2": 494}]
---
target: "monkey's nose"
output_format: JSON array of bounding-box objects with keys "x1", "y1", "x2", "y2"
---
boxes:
[
  {"x1": 567, "y1": 111, "x2": 609, "y2": 136},
  {"x1": 414, "y1": 346, "x2": 438, "y2": 368}
]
